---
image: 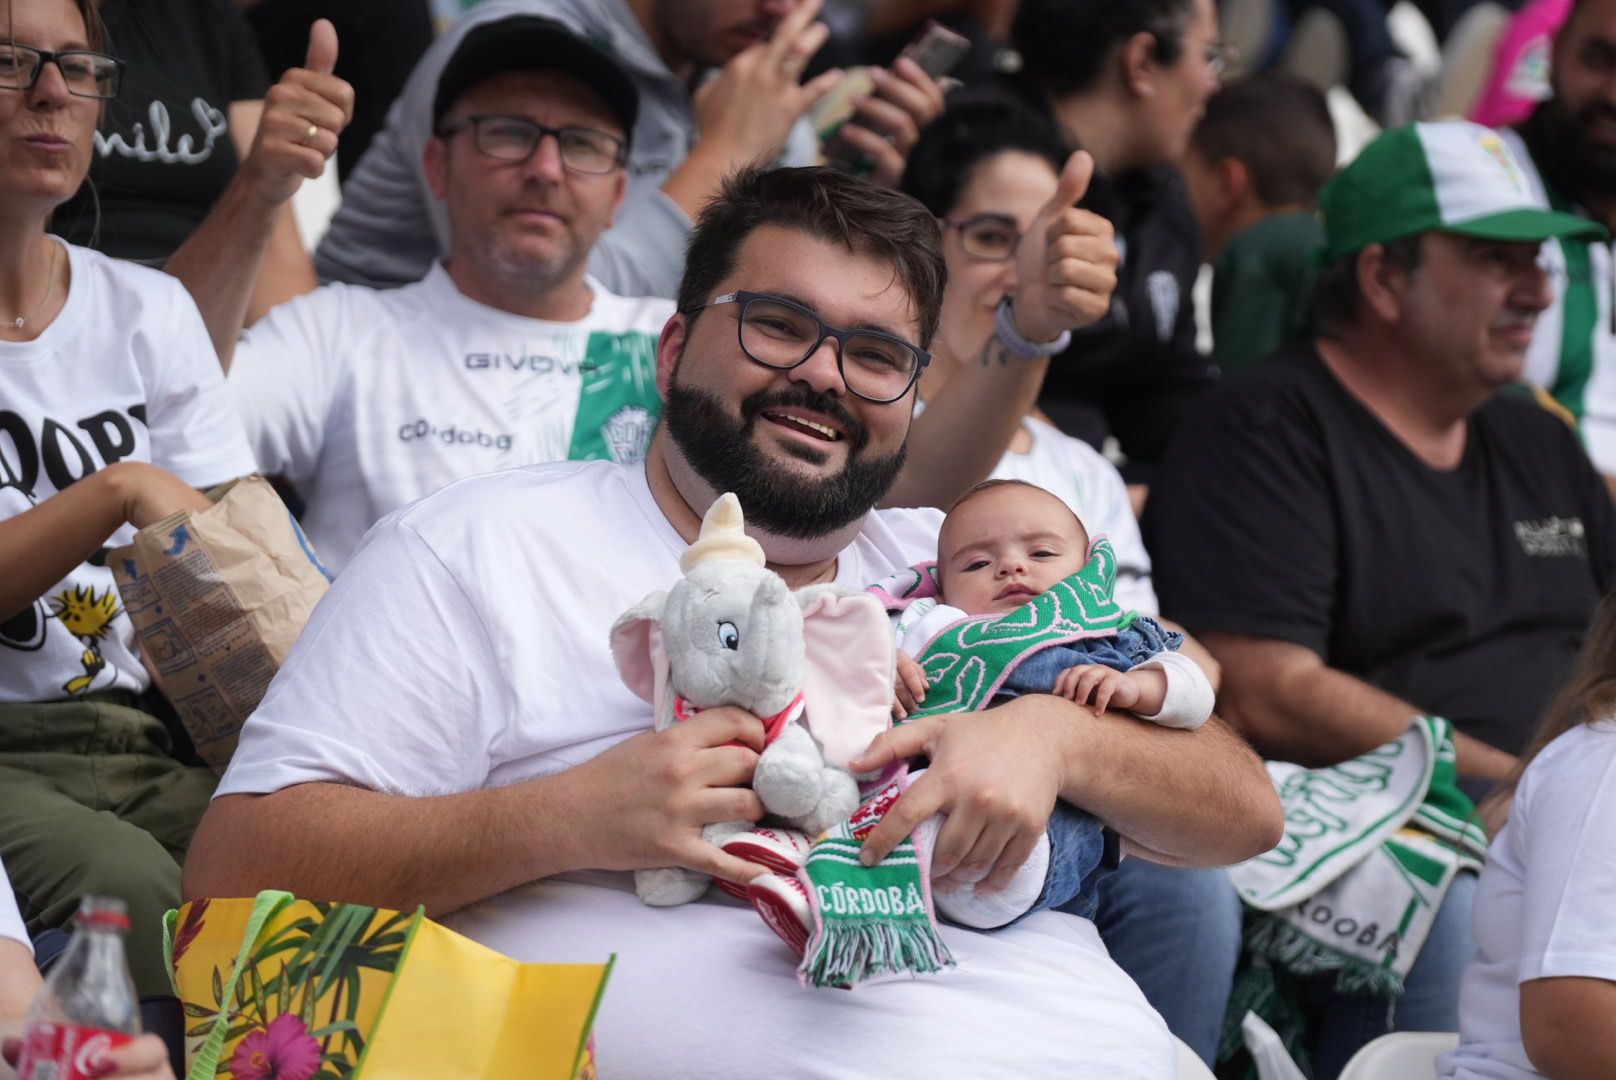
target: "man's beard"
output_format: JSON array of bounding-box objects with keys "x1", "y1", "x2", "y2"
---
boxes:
[
  {"x1": 459, "y1": 187, "x2": 586, "y2": 297},
  {"x1": 662, "y1": 378, "x2": 907, "y2": 540},
  {"x1": 651, "y1": 0, "x2": 777, "y2": 68},
  {"x1": 484, "y1": 226, "x2": 583, "y2": 295},
  {"x1": 1538, "y1": 96, "x2": 1616, "y2": 195}
]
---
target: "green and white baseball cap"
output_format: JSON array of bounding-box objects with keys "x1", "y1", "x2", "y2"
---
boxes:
[{"x1": 1318, "y1": 119, "x2": 1605, "y2": 263}]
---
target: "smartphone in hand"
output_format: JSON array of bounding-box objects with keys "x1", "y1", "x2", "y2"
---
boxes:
[{"x1": 813, "y1": 21, "x2": 971, "y2": 174}]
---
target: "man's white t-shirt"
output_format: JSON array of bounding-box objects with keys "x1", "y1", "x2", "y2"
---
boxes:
[
  {"x1": 988, "y1": 416, "x2": 1159, "y2": 614},
  {"x1": 216, "y1": 460, "x2": 1172, "y2": 1079},
  {"x1": 227, "y1": 266, "x2": 672, "y2": 572},
  {"x1": 0, "y1": 241, "x2": 255, "y2": 703},
  {"x1": 1440, "y1": 719, "x2": 1616, "y2": 1080}
]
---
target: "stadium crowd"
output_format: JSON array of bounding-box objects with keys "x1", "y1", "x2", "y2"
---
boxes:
[{"x1": 2, "y1": 0, "x2": 1615, "y2": 1076}]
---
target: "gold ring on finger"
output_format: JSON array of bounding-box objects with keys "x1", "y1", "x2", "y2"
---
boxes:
[{"x1": 304, "y1": 123, "x2": 320, "y2": 144}]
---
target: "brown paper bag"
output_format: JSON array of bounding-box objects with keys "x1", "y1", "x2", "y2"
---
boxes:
[{"x1": 109, "y1": 476, "x2": 330, "y2": 772}]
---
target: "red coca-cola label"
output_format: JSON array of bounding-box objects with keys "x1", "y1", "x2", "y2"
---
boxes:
[{"x1": 14, "y1": 1022, "x2": 133, "y2": 1080}]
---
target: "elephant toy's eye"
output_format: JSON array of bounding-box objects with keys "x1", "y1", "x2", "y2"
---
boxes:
[{"x1": 717, "y1": 621, "x2": 740, "y2": 650}]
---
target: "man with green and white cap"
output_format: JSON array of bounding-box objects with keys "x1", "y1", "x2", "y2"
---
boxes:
[{"x1": 1144, "y1": 118, "x2": 1616, "y2": 1075}]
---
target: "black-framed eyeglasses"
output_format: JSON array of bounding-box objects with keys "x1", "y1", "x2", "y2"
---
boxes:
[
  {"x1": 1178, "y1": 36, "x2": 1237, "y2": 76},
  {"x1": 436, "y1": 114, "x2": 626, "y2": 175},
  {"x1": 0, "y1": 43, "x2": 123, "y2": 99},
  {"x1": 690, "y1": 291, "x2": 930, "y2": 404},
  {"x1": 940, "y1": 213, "x2": 1022, "y2": 262}
]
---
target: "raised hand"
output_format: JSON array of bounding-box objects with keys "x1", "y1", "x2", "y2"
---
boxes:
[
  {"x1": 692, "y1": 0, "x2": 843, "y2": 166},
  {"x1": 240, "y1": 18, "x2": 355, "y2": 206},
  {"x1": 1009, "y1": 150, "x2": 1119, "y2": 344},
  {"x1": 831, "y1": 56, "x2": 947, "y2": 188}
]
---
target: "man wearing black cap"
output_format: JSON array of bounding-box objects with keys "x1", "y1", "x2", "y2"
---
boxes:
[
  {"x1": 313, "y1": 0, "x2": 947, "y2": 300},
  {"x1": 216, "y1": 19, "x2": 674, "y2": 574}
]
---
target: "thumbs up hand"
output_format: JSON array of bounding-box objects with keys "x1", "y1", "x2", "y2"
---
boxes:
[
  {"x1": 1008, "y1": 150, "x2": 1119, "y2": 346},
  {"x1": 241, "y1": 18, "x2": 354, "y2": 205},
  {"x1": 304, "y1": 16, "x2": 338, "y2": 75}
]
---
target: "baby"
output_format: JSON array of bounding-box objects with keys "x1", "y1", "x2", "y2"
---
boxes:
[
  {"x1": 747, "y1": 480, "x2": 1213, "y2": 954},
  {"x1": 891, "y1": 479, "x2": 1213, "y2": 929}
]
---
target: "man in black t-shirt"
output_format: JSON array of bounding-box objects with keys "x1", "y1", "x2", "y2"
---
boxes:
[
  {"x1": 1146, "y1": 119, "x2": 1614, "y2": 1072},
  {"x1": 1151, "y1": 119, "x2": 1612, "y2": 783}
]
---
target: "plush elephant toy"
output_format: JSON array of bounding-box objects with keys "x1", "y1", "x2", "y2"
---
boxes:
[{"x1": 610, "y1": 492, "x2": 896, "y2": 908}]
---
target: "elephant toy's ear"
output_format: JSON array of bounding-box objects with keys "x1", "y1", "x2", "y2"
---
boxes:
[
  {"x1": 610, "y1": 591, "x2": 669, "y2": 705},
  {"x1": 797, "y1": 587, "x2": 895, "y2": 769}
]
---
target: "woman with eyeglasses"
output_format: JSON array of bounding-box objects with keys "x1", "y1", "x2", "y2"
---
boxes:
[
  {"x1": 898, "y1": 103, "x2": 1156, "y2": 615},
  {"x1": 0, "y1": 0, "x2": 255, "y2": 1005}
]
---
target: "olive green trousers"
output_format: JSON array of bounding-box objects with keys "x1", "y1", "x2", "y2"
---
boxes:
[{"x1": 0, "y1": 695, "x2": 215, "y2": 997}]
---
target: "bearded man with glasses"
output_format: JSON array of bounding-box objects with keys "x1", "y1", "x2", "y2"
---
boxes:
[
  {"x1": 212, "y1": 17, "x2": 675, "y2": 574},
  {"x1": 188, "y1": 162, "x2": 1283, "y2": 1079}
]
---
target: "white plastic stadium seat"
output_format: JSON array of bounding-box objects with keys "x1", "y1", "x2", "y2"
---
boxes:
[
  {"x1": 1338, "y1": 1031, "x2": 1461, "y2": 1080},
  {"x1": 1175, "y1": 1036, "x2": 1216, "y2": 1080}
]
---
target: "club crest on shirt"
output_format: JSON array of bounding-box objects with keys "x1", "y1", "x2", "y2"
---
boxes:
[
  {"x1": 1477, "y1": 133, "x2": 1526, "y2": 193},
  {"x1": 1514, "y1": 516, "x2": 1587, "y2": 558},
  {"x1": 601, "y1": 406, "x2": 654, "y2": 464},
  {"x1": 1146, "y1": 270, "x2": 1179, "y2": 342}
]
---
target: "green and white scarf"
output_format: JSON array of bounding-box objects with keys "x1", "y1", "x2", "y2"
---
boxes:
[
  {"x1": 1220, "y1": 716, "x2": 1487, "y2": 1066},
  {"x1": 798, "y1": 540, "x2": 1133, "y2": 988},
  {"x1": 799, "y1": 772, "x2": 953, "y2": 988},
  {"x1": 868, "y1": 537, "x2": 1136, "y2": 715}
]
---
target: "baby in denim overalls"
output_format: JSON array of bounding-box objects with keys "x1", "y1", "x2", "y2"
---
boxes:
[{"x1": 880, "y1": 479, "x2": 1212, "y2": 930}]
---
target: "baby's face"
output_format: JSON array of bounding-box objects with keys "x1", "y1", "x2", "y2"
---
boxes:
[{"x1": 938, "y1": 485, "x2": 1091, "y2": 617}]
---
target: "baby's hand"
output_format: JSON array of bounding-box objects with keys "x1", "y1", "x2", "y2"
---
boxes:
[
  {"x1": 894, "y1": 651, "x2": 929, "y2": 720},
  {"x1": 1053, "y1": 664, "x2": 1140, "y2": 715}
]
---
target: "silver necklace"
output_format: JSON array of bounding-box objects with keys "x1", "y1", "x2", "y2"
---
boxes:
[{"x1": 11, "y1": 243, "x2": 59, "y2": 330}]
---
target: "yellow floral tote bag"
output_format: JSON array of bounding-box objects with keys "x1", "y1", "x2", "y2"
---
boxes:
[{"x1": 166, "y1": 891, "x2": 611, "y2": 1079}]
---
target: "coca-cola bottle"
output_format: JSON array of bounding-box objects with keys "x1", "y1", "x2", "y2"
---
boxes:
[{"x1": 15, "y1": 896, "x2": 142, "y2": 1080}]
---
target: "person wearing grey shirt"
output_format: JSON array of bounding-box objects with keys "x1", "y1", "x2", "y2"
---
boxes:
[{"x1": 315, "y1": 0, "x2": 947, "y2": 299}]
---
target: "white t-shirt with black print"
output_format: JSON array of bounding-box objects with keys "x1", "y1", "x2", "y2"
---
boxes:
[{"x1": 0, "y1": 240, "x2": 255, "y2": 704}]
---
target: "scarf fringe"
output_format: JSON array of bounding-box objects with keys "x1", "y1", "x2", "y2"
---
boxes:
[
  {"x1": 801, "y1": 917, "x2": 955, "y2": 988},
  {"x1": 1246, "y1": 915, "x2": 1404, "y2": 1000}
]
